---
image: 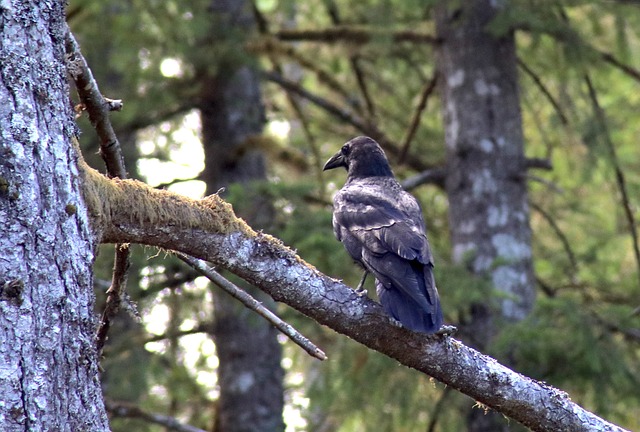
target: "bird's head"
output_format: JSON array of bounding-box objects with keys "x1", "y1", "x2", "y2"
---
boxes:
[{"x1": 323, "y1": 136, "x2": 394, "y2": 178}]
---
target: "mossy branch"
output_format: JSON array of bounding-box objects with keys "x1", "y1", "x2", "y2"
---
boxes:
[{"x1": 78, "y1": 160, "x2": 628, "y2": 432}]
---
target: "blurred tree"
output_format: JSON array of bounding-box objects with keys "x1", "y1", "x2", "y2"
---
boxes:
[
  {"x1": 198, "y1": 1, "x2": 285, "y2": 431},
  {"x1": 434, "y1": 2, "x2": 535, "y2": 430}
]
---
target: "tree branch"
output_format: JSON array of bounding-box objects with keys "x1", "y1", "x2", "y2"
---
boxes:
[
  {"x1": 64, "y1": 27, "x2": 132, "y2": 355},
  {"x1": 174, "y1": 252, "x2": 327, "y2": 360},
  {"x1": 105, "y1": 400, "x2": 206, "y2": 432},
  {"x1": 322, "y1": 0, "x2": 377, "y2": 118},
  {"x1": 262, "y1": 71, "x2": 432, "y2": 171},
  {"x1": 517, "y1": 58, "x2": 568, "y2": 125},
  {"x1": 275, "y1": 25, "x2": 439, "y2": 45},
  {"x1": 78, "y1": 162, "x2": 629, "y2": 432},
  {"x1": 585, "y1": 75, "x2": 640, "y2": 296},
  {"x1": 398, "y1": 73, "x2": 438, "y2": 164}
]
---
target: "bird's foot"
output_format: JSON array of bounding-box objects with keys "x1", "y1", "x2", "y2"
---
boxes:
[
  {"x1": 435, "y1": 325, "x2": 457, "y2": 336},
  {"x1": 354, "y1": 270, "x2": 369, "y2": 296},
  {"x1": 354, "y1": 287, "x2": 368, "y2": 296},
  {"x1": 388, "y1": 317, "x2": 404, "y2": 328}
]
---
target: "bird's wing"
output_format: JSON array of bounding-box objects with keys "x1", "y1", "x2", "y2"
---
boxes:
[
  {"x1": 333, "y1": 182, "x2": 439, "y2": 313},
  {"x1": 333, "y1": 183, "x2": 433, "y2": 265}
]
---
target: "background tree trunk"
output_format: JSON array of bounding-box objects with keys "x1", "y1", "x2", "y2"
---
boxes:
[
  {"x1": 200, "y1": 2, "x2": 285, "y2": 431},
  {"x1": 0, "y1": 1, "x2": 109, "y2": 430},
  {"x1": 435, "y1": 1, "x2": 536, "y2": 430}
]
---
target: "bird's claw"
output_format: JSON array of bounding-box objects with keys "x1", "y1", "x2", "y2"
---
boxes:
[
  {"x1": 354, "y1": 287, "x2": 368, "y2": 296},
  {"x1": 389, "y1": 317, "x2": 404, "y2": 328},
  {"x1": 435, "y1": 324, "x2": 457, "y2": 336}
]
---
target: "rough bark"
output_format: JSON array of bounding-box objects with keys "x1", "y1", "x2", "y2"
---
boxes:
[
  {"x1": 436, "y1": 0, "x2": 535, "y2": 432},
  {"x1": 0, "y1": 1, "x2": 109, "y2": 430},
  {"x1": 87, "y1": 171, "x2": 628, "y2": 432},
  {"x1": 199, "y1": 1, "x2": 285, "y2": 431},
  {"x1": 434, "y1": 2, "x2": 536, "y2": 429},
  {"x1": 435, "y1": 0, "x2": 535, "y2": 333}
]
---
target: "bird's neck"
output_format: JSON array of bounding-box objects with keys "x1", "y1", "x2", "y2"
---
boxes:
[{"x1": 348, "y1": 163, "x2": 394, "y2": 178}]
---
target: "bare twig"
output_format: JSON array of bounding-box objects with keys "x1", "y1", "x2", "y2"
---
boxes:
[
  {"x1": 401, "y1": 167, "x2": 447, "y2": 190},
  {"x1": 247, "y1": 18, "x2": 328, "y2": 195},
  {"x1": 599, "y1": 50, "x2": 640, "y2": 83},
  {"x1": 525, "y1": 157, "x2": 553, "y2": 171},
  {"x1": 174, "y1": 252, "x2": 327, "y2": 361},
  {"x1": 248, "y1": 37, "x2": 355, "y2": 107},
  {"x1": 64, "y1": 26, "x2": 131, "y2": 355},
  {"x1": 263, "y1": 70, "x2": 367, "y2": 130},
  {"x1": 262, "y1": 71, "x2": 432, "y2": 171},
  {"x1": 525, "y1": 174, "x2": 563, "y2": 194},
  {"x1": 530, "y1": 202, "x2": 578, "y2": 278},
  {"x1": 323, "y1": 0, "x2": 376, "y2": 118},
  {"x1": 590, "y1": 312, "x2": 640, "y2": 343},
  {"x1": 275, "y1": 26, "x2": 439, "y2": 45},
  {"x1": 517, "y1": 58, "x2": 568, "y2": 125},
  {"x1": 145, "y1": 322, "x2": 214, "y2": 343},
  {"x1": 95, "y1": 244, "x2": 131, "y2": 353},
  {"x1": 64, "y1": 29, "x2": 127, "y2": 178},
  {"x1": 105, "y1": 400, "x2": 207, "y2": 432},
  {"x1": 585, "y1": 75, "x2": 640, "y2": 296},
  {"x1": 398, "y1": 73, "x2": 438, "y2": 164},
  {"x1": 516, "y1": 17, "x2": 640, "y2": 85}
]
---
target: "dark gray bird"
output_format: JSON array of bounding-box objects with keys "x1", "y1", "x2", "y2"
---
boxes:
[{"x1": 323, "y1": 136, "x2": 443, "y2": 333}]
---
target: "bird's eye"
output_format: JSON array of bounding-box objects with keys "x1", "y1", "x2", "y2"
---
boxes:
[{"x1": 341, "y1": 144, "x2": 350, "y2": 155}]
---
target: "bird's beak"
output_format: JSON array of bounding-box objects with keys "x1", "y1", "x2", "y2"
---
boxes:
[{"x1": 323, "y1": 151, "x2": 346, "y2": 171}]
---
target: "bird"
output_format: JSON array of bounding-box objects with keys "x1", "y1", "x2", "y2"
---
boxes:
[{"x1": 323, "y1": 136, "x2": 443, "y2": 333}]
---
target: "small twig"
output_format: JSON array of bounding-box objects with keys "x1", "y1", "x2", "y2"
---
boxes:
[
  {"x1": 524, "y1": 157, "x2": 553, "y2": 171},
  {"x1": 95, "y1": 244, "x2": 131, "y2": 353},
  {"x1": 535, "y1": 276, "x2": 557, "y2": 298},
  {"x1": 64, "y1": 26, "x2": 131, "y2": 355},
  {"x1": 263, "y1": 70, "x2": 367, "y2": 131},
  {"x1": 398, "y1": 73, "x2": 438, "y2": 164},
  {"x1": 585, "y1": 75, "x2": 640, "y2": 296},
  {"x1": 323, "y1": 0, "x2": 376, "y2": 118},
  {"x1": 275, "y1": 26, "x2": 439, "y2": 45},
  {"x1": 105, "y1": 98, "x2": 124, "y2": 111},
  {"x1": 600, "y1": 50, "x2": 640, "y2": 83},
  {"x1": 105, "y1": 400, "x2": 207, "y2": 432},
  {"x1": 248, "y1": 19, "x2": 328, "y2": 196},
  {"x1": 517, "y1": 58, "x2": 568, "y2": 125},
  {"x1": 248, "y1": 37, "x2": 355, "y2": 107},
  {"x1": 262, "y1": 71, "x2": 431, "y2": 171},
  {"x1": 145, "y1": 322, "x2": 214, "y2": 343},
  {"x1": 174, "y1": 252, "x2": 327, "y2": 361},
  {"x1": 64, "y1": 27, "x2": 127, "y2": 179},
  {"x1": 524, "y1": 174, "x2": 564, "y2": 194},
  {"x1": 530, "y1": 202, "x2": 578, "y2": 278},
  {"x1": 401, "y1": 167, "x2": 447, "y2": 191},
  {"x1": 590, "y1": 311, "x2": 640, "y2": 343}
]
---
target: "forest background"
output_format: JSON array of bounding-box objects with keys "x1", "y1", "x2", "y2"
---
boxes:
[{"x1": 4, "y1": 0, "x2": 640, "y2": 431}]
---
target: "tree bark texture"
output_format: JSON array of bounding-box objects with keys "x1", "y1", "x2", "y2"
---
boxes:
[
  {"x1": 0, "y1": 1, "x2": 109, "y2": 431},
  {"x1": 90, "y1": 173, "x2": 628, "y2": 432},
  {"x1": 200, "y1": 1, "x2": 285, "y2": 431},
  {"x1": 435, "y1": 0, "x2": 536, "y2": 333},
  {"x1": 434, "y1": 2, "x2": 536, "y2": 429}
]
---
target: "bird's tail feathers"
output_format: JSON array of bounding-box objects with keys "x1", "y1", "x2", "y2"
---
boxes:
[{"x1": 377, "y1": 281, "x2": 443, "y2": 333}]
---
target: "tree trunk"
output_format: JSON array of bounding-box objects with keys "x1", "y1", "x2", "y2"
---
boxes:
[
  {"x1": 0, "y1": 1, "x2": 109, "y2": 430},
  {"x1": 200, "y1": 2, "x2": 285, "y2": 431},
  {"x1": 434, "y1": 1, "x2": 536, "y2": 430}
]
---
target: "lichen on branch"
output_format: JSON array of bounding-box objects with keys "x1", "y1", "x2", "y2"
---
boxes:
[{"x1": 79, "y1": 159, "x2": 252, "y2": 240}]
